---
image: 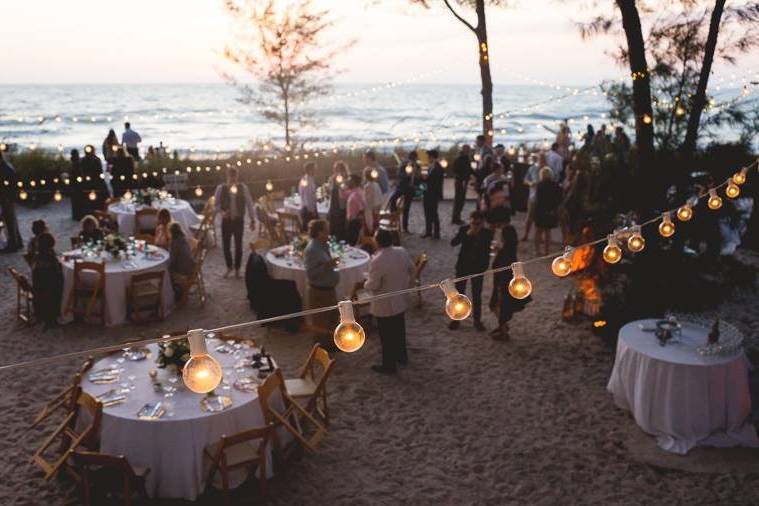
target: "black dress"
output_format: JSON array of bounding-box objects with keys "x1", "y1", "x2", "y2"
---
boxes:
[
  {"x1": 490, "y1": 225, "x2": 531, "y2": 324},
  {"x1": 534, "y1": 180, "x2": 562, "y2": 229},
  {"x1": 32, "y1": 253, "x2": 64, "y2": 326}
]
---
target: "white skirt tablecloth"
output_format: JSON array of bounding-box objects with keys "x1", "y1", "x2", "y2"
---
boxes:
[
  {"x1": 265, "y1": 246, "x2": 369, "y2": 299},
  {"x1": 607, "y1": 319, "x2": 758, "y2": 454},
  {"x1": 61, "y1": 248, "x2": 174, "y2": 326},
  {"x1": 108, "y1": 199, "x2": 200, "y2": 236}
]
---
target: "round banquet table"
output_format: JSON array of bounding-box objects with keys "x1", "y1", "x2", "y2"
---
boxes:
[
  {"x1": 280, "y1": 195, "x2": 329, "y2": 218},
  {"x1": 81, "y1": 340, "x2": 278, "y2": 500},
  {"x1": 265, "y1": 245, "x2": 370, "y2": 299},
  {"x1": 108, "y1": 199, "x2": 201, "y2": 236},
  {"x1": 60, "y1": 247, "x2": 174, "y2": 326},
  {"x1": 607, "y1": 319, "x2": 759, "y2": 454}
]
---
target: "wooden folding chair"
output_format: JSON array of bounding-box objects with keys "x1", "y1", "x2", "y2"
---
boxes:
[
  {"x1": 127, "y1": 270, "x2": 165, "y2": 322},
  {"x1": 69, "y1": 451, "x2": 150, "y2": 506},
  {"x1": 192, "y1": 197, "x2": 217, "y2": 248},
  {"x1": 414, "y1": 252, "x2": 428, "y2": 307},
  {"x1": 250, "y1": 238, "x2": 272, "y2": 253},
  {"x1": 30, "y1": 356, "x2": 93, "y2": 431},
  {"x1": 204, "y1": 425, "x2": 271, "y2": 505},
  {"x1": 32, "y1": 391, "x2": 103, "y2": 480},
  {"x1": 276, "y1": 211, "x2": 302, "y2": 243},
  {"x1": 378, "y1": 210, "x2": 401, "y2": 245},
  {"x1": 8, "y1": 267, "x2": 34, "y2": 325},
  {"x1": 66, "y1": 260, "x2": 107, "y2": 326},
  {"x1": 257, "y1": 369, "x2": 326, "y2": 459},
  {"x1": 285, "y1": 344, "x2": 336, "y2": 425},
  {"x1": 176, "y1": 247, "x2": 208, "y2": 308},
  {"x1": 256, "y1": 205, "x2": 283, "y2": 246},
  {"x1": 135, "y1": 208, "x2": 158, "y2": 235},
  {"x1": 94, "y1": 210, "x2": 118, "y2": 234}
]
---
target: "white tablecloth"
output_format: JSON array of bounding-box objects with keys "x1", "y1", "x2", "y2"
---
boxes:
[
  {"x1": 61, "y1": 248, "x2": 174, "y2": 326},
  {"x1": 81, "y1": 340, "x2": 276, "y2": 500},
  {"x1": 108, "y1": 199, "x2": 200, "y2": 236},
  {"x1": 607, "y1": 319, "x2": 759, "y2": 454},
  {"x1": 265, "y1": 246, "x2": 369, "y2": 299},
  {"x1": 281, "y1": 195, "x2": 329, "y2": 218}
]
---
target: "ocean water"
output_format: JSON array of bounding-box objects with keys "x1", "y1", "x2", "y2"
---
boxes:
[{"x1": 0, "y1": 83, "x2": 750, "y2": 154}]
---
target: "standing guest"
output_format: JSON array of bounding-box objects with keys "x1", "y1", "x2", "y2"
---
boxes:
[
  {"x1": 545, "y1": 143, "x2": 564, "y2": 181},
  {"x1": 559, "y1": 162, "x2": 578, "y2": 245},
  {"x1": 80, "y1": 145, "x2": 107, "y2": 214},
  {"x1": 452, "y1": 144, "x2": 473, "y2": 225},
  {"x1": 79, "y1": 215, "x2": 104, "y2": 244},
  {"x1": 168, "y1": 223, "x2": 195, "y2": 298},
  {"x1": 363, "y1": 150, "x2": 389, "y2": 194},
  {"x1": 299, "y1": 162, "x2": 318, "y2": 231},
  {"x1": 69, "y1": 149, "x2": 85, "y2": 220},
  {"x1": 582, "y1": 124, "x2": 595, "y2": 151},
  {"x1": 613, "y1": 126, "x2": 631, "y2": 165},
  {"x1": 364, "y1": 228, "x2": 415, "y2": 374},
  {"x1": 555, "y1": 123, "x2": 572, "y2": 162},
  {"x1": 481, "y1": 163, "x2": 510, "y2": 213},
  {"x1": 421, "y1": 149, "x2": 444, "y2": 239},
  {"x1": 534, "y1": 167, "x2": 562, "y2": 256},
  {"x1": 102, "y1": 129, "x2": 120, "y2": 162},
  {"x1": 475, "y1": 134, "x2": 493, "y2": 169},
  {"x1": 0, "y1": 151, "x2": 23, "y2": 253},
  {"x1": 450, "y1": 211, "x2": 493, "y2": 332},
  {"x1": 344, "y1": 174, "x2": 366, "y2": 246},
  {"x1": 389, "y1": 151, "x2": 419, "y2": 234},
  {"x1": 110, "y1": 146, "x2": 135, "y2": 197},
  {"x1": 327, "y1": 161, "x2": 348, "y2": 242},
  {"x1": 121, "y1": 122, "x2": 142, "y2": 160},
  {"x1": 592, "y1": 124, "x2": 609, "y2": 156},
  {"x1": 522, "y1": 153, "x2": 545, "y2": 241},
  {"x1": 26, "y1": 219, "x2": 48, "y2": 263},
  {"x1": 31, "y1": 232, "x2": 63, "y2": 330},
  {"x1": 303, "y1": 219, "x2": 340, "y2": 350},
  {"x1": 154, "y1": 209, "x2": 172, "y2": 249},
  {"x1": 494, "y1": 144, "x2": 508, "y2": 168},
  {"x1": 363, "y1": 167, "x2": 383, "y2": 234},
  {"x1": 214, "y1": 167, "x2": 256, "y2": 278},
  {"x1": 475, "y1": 154, "x2": 494, "y2": 205}
]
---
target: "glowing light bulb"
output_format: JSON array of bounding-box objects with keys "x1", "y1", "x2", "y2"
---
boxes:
[
  {"x1": 627, "y1": 225, "x2": 645, "y2": 253},
  {"x1": 675, "y1": 106, "x2": 686, "y2": 116},
  {"x1": 707, "y1": 189, "x2": 722, "y2": 210},
  {"x1": 370, "y1": 168, "x2": 379, "y2": 179},
  {"x1": 440, "y1": 279, "x2": 472, "y2": 320},
  {"x1": 725, "y1": 182, "x2": 740, "y2": 199},
  {"x1": 333, "y1": 301, "x2": 366, "y2": 353},
  {"x1": 76, "y1": 176, "x2": 83, "y2": 183},
  {"x1": 677, "y1": 204, "x2": 693, "y2": 222},
  {"x1": 111, "y1": 145, "x2": 118, "y2": 152},
  {"x1": 84, "y1": 145, "x2": 93, "y2": 154},
  {"x1": 336, "y1": 174, "x2": 344, "y2": 184},
  {"x1": 53, "y1": 191, "x2": 62, "y2": 202},
  {"x1": 643, "y1": 114, "x2": 652, "y2": 125},
  {"x1": 182, "y1": 329, "x2": 223, "y2": 394},
  {"x1": 659, "y1": 212, "x2": 675, "y2": 237},
  {"x1": 265, "y1": 180, "x2": 274, "y2": 192},
  {"x1": 551, "y1": 247, "x2": 573, "y2": 277},
  {"x1": 88, "y1": 191, "x2": 97, "y2": 201},
  {"x1": 732, "y1": 168, "x2": 747, "y2": 185},
  {"x1": 508, "y1": 262, "x2": 533, "y2": 299},
  {"x1": 123, "y1": 190, "x2": 133, "y2": 201},
  {"x1": 404, "y1": 165, "x2": 413, "y2": 175},
  {"x1": 603, "y1": 234, "x2": 622, "y2": 264},
  {"x1": 194, "y1": 186, "x2": 203, "y2": 197},
  {"x1": 473, "y1": 153, "x2": 481, "y2": 162},
  {"x1": 19, "y1": 190, "x2": 28, "y2": 201},
  {"x1": 230, "y1": 184, "x2": 238, "y2": 195},
  {"x1": 300, "y1": 178, "x2": 308, "y2": 188},
  {"x1": 440, "y1": 159, "x2": 449, "y2": 169},
  {"x1": 0, "y1": 143, "x2": 6, "y2": 151}
]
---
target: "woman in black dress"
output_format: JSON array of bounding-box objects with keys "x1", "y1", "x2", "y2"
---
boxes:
[
  {"x1": 534, "y1": 167, "x2": 562, "y2": 256},
  {"x1": 32, "y1": 232, "x2": 63, "y2": 329},
  {"x1": 110, "y1": 146, "x2": 135, "y2": 197},
  {"x1": 69, "y1": 149, "x2": 85, "y2": 220}
]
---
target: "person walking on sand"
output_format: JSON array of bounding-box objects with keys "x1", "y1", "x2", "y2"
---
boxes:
[
  {"x1": 534, "y1": 167, "x2": 562, "y2": 256},
  {"x1": 121, "y1": 122, "x2": 142, "y2": 160},
  {"x1": 214, "y1": 167, "x2": 256, "y2": 278}
]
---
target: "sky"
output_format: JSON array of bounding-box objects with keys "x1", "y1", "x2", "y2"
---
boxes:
[{"x1": 1, "y1": 0, "x2": 758, "y2": 86}]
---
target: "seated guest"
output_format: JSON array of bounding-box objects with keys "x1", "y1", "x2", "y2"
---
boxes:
[
  {"x1": 245, "y1": 243, "x2": 302, "y2": 332},
  {"x1": 79, "y1": 215, "x2": 104, "y2": 244},
  {"x1": 32, "y1": 232, "x2": 63, "y2": 330},
  {"x1": 304, "y1": 219, "x2": 339, "y2": 350},
  {"x1": 26, "y1": 219, "x2": 47, "y2": 265},
  {"x1": 154, "y1": 209, "x2": 172, "y2": 248},
  {"x1": 168, "y1": 223, "x2": 195, "y2": 297}
]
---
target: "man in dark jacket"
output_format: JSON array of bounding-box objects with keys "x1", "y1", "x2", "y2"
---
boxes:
[
  {"x1": 450, "y1": 210, "x2": 493, "y2": 331},
  {"x1": 422, "y1": 149, "x2": 444, "y2": 239},
  {"x1": 0, "y1": 151, "x2": 23, "y2": 252},
  {"x1": 452, "y1": 144, "x2": 473, "y2": 224},
  {"x1": 389, "y1": 151, "x2": 419, "y2": 234}
]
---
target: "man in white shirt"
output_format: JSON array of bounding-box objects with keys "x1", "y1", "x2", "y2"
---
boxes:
[
  {"x1": 363, "y1": 150, "x2": 389, "y2": 194},
  {"x1": 522, "y1": 153, "x2": 544, "y2": 241},
  {"x1": 545, "y1": 143, "x2": 564, "y2": 181},
  {"x1": 364, "y1": 228, "x2": 415, "y2": 374},
  {"x1": 299, "y1": 162, "x2": 318, "y2": 230},
  {"x1": 121, "y1": 122, "x2": 142, "y2": 160},
  {"x1": 214, "y1": 167, "x2": 256, "y2": 278}
]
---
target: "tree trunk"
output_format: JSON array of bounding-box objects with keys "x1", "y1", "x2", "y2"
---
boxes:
[
  {"x1": 475, "y1": 0, "x2": 494, "y2": 146},
  {"x1": 284, "y1": 94, "x2": 291, "y2": 147},
  {"x1": 616, "y1": 0, "x2": 654, "y2": 165},
  {"x1": 681, "y1": 0, "x2": 725, "y2": 157}
]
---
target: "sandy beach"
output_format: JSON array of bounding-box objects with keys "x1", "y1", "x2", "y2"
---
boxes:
[{"x1": 1, "y1": 197, "x2": 758, "y2": 505}]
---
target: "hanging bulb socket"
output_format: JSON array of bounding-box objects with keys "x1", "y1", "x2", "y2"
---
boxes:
[
  {"x1": 440, "y1": 279, "x2": 472, "y2": 320},
  {"x1": 194, "y1": 186, "x2": 203, "y2": 198},
  {"x1": 732, "y1": 168, "x2": 747, "y2": 185},
  {"x1": 551, "y1": 247, "x2": 573, "y2": 277},
  {"x1": 334, "y1": 301, "x2": 366, "y2": 353},
  {"x1": 627, "y1": 225, "x2": 645, "y2": 253},
  {"x1": 508, "y1": 262, "x2": 533, "y2": 299},
  {"x1": 707, "y1": 189, "x2": 722, "y2": 210},
  {"x1": 603, "y1": 234, "x2": 622, "y2": 264},
  {"x1": 725, "y1": 182, "x2": 740, "y2": 199},
  {"x1": 676, "y1": 203, "x2": 693, "y2": 222},
  {"x1": 182, "y1": 329, "x2": 223, "y2": 394},
  {"x1": 659, "y1": 212, "x2": 675, "y2": 237},
  {"x1": 53, "y1": 191, "x2": 63, "y2": 202},
  {"x1": 265, "y1": 180, "x2": 274, "y2": 192}
]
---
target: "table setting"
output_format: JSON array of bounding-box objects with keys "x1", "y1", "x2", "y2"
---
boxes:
[
  {"x1": 80, "y1": 336, "x2": 279, "y2": 500},
  {"x1": 607, "y1": 316, "x2": 759, "y2": 454},
  {"x1": 108, "y1": 188, "x2": 201, "y2": 236},
  {"x1": 281, "y1": 193, "x2": 330, "y2": 218}
]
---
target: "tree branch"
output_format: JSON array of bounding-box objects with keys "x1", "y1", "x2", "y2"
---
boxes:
[{"x1": 443, "y1": 0, "x2": 477, "y2": 33}]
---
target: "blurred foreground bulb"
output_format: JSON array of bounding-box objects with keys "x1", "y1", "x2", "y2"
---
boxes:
[
  {"x1": 659, "y1": 212, "x2": 675, "y2": 238},
  {"x1": 88, "y1": 191, "x2": 97, "y2": 201},
  {"x1": 603, "y1": 234, "x2": 622, "y2": 264},
  {"x1": 194, "y1": 186, "x2": 203, "y2": 198},
  {"x1": 707, "y1": 189, "x2": 722, "y2": 210},
  {"x1": 642, "y1": 114, "x2": 652, "y2": 125},
  {"x1": 627, "y1": 225, "x2": 645, "y2": 253},
  {"x1": 473, "y1": 153, "x2": 481, "y2": 162},
  {"x1": 677, "y1": 204, "x2": 693, "y2": 222},
  {"x1": 53, "y1": 191, "x2": 62, "y2": 202},
  {"x1": 370, "y1": 168, "x2": 379, "y2": 179},
  {"x1": 440, "y1": 279, "x2": 472, "y2": 320},
  {"x1": 84, "y1": 145, "x2": 93, "y2": 154},
  {"x1": 336, "y1": 174, "x2": 344, "y2": 184},
  {"x1": 334, "y1": 301, "x2": 366, "y2": 353},
  {"x1": 508, "y1": 262, "x2": 533, "y2": 299},
  {"x1": 551, "y1": 247, "x2": 573, "y2": 277},
  {"x1": 725, "y1": 182, "x2": 740, "y2": 199},
  {"x1": 182, "y1": 329, "x2": 223, "y2": 394},
  {"x1": 404, "y1": 165, "x2": 413, "y2": 175},
  {"x1": 230, "y1": 184, "x2": 238, "y2": 195},
  {"x1": 19, "y1": 190, "x2": 28, "y2": 201},
  {"x1": 440, "y1": 159, "x2": 449, "y2": 169},
  {"x1": 732, "y1": 168, "x2": 747, "y2": 185},
  {"x1": 123, "y1": 190, "x2": 132, "y2": 201},
  {"x1": 265, "y1": 180, "x2": 274, "y2": 192}
]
